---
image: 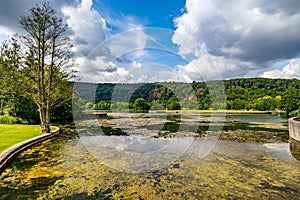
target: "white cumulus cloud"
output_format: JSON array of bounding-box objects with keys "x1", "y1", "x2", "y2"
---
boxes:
[
  {"x1": 173, "y1": 0, "x2": 300, "y2": 79},
  {"x1": 261, "y1": 58, "x2": 300, "y2": 79},
  {"x1": 62, "y1": 0, "x2": 150, "y2": 83},
  {"x1": 62, "y1": 0, "x2": 109, "y2": 56}
]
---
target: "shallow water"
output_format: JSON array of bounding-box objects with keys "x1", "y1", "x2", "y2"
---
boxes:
[{"x1": 1, "y1": 114, "x2": 299, "y2": 199}]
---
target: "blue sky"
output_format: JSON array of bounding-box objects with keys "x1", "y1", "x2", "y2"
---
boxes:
[
  {"x1": 93, "y1": 0, "x2": 186, "y2": 31},
  {"x1": 0, "y1": 0, "x2": 300, "y2": 83}
]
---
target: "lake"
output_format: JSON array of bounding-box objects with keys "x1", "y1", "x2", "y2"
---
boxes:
[{"x1": 1, "y1": 113, "x2": 300, "y2": 199}]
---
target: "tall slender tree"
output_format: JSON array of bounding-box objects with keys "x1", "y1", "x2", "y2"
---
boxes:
[
  {"x1": 0, "y1": 38, "x2": 22, "y2": 116},
  {"x1": 0, "y1": 43, "x2": 7, "y2": 115},
  {"x1": 19, "y1": 2, "x2": 74, "y2": 133}
]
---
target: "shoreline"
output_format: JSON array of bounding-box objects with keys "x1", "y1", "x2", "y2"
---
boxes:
[
  {"x1": 153, "y1": 110, "x2": 286, "y2": 115},
  {"x1": 85, "y1": 109, "x2": 286, "y2": 115}
]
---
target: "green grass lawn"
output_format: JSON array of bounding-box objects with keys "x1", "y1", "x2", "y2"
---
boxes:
[{"x1": 0, "y1": 125, "x2": 42, "y2": 152}]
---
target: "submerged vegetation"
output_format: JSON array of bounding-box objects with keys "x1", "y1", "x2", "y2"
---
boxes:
[{"x1": 0, "y1": 122, "x2": 299, "y2": 199}]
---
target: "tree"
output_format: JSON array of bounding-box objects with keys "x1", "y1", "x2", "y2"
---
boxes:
[
  {"x1": 0, "y1": 38, "x2": 22, "y2": 116},
  {"x1": 150, "y1": 100, "x2": 165, "y2": 110},
  {"x1": 94, "y1": 101, "x2": 112, "y2": 110},
  {"x1": 133, "y1": 98, "x2": 150, "y2": 111},
  {"x1": 10, "y1": 96, "x2": 39, "y2": 124},
  {"x1": 0, "y1": 43, "x2": 7, "y2": 115},
  {"x1": 280, "y1": 86, "x2": 300, "y2": 115},
  {"x1": 252, "y1": 96, "x2": 280, "y2": 111},
  {"x1": 166, "y1": 97, "x2": 181, "y2": 110},
  {"x1": 19, "y1": 2, "x2": 74, "y2": 133}
]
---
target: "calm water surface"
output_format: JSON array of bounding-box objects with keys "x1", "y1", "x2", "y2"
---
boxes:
[{"x1": 1, "y1": 114, "x2": 300, "y2": 199}]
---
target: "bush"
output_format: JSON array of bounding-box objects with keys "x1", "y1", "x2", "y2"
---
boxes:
[
  {"x1": 9, "y1": 97, "x2": 39, "y2": 124},
  {"x1": 166, "y1": 99, "x2": 181, "y2": 110},
  {"x1": 94, "y1": 101, "x2": 112, "y2": 110},
  {"x1": 0, "y1": 116, "x2": 17, "y2": 124},
  {"x1": 0, "y1": 116, "x2": 28, "y2": 124},
  {"x1": 17, "y1": 117, "x2": 29, "y2": 124},
  {"x1": 112, "y1": 102, "x2": 129, "y2": 111},
  {"x1": 290, "y1": 109, "x2": 300, "y2": 117},
  {"x1": 133, "y1": 98, "x2": 150, "y2": 111},
  {"x1": 51, "y1": 100, "x2": 74, "y2": 123}
]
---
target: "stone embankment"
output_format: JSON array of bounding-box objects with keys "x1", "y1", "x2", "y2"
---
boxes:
[{"x1": 289, "y1": 117, "x2": 300, "y2": 142}]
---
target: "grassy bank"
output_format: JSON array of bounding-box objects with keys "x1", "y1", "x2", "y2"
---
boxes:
[{"x1": 0, "y1": 125, "x2": 42, "y2": 152}]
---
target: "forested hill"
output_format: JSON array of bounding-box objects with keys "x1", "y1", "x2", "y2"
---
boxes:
[
  {"x1": 75, "y1": 78, "x2": 300, "y2": 115},
  {"x1": 220, "y1": 78, "x2": 299, "y2": 113}
]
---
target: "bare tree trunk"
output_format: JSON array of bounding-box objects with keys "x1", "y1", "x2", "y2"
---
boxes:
[
  {"x1": 39, "y1": 106, "x2": 50, "y2": 133},
  {"x1": 45, "y1": 36, "x2": 55, "y2": 131}
]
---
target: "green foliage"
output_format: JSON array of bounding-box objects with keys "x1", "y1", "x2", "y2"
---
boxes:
[
  {"x1": 290, "y1": 109, "x2": 300, "y2": 117},
  {"x1": 0, "y1": 116, "x2": 17, "y2": 124},
  {"x1": 0, "y1": 2, "x2": 74, "y2": 133},
  {"x1": 223, "y1": 78, "x2": 299, "y2": 113},
  {"x1": 112, "y1": 102, "x2": 129, "y2": 111},
  {"x1": 150, "y1": 100, "x2": 165, "y2": 110},
  {"x1": 133, "y1": 98, "x2": 150, "y2": 111},
  {"x1": 72, "y1": 96, "x2": 85, "y2": 119},
  {"x1": 94, "y1": 83, "x2": 115, "y2": 102},
  {"x1": 252, "y1": 96, "x2": 280, "y2": 111},
  {"x1": 9, "y1": 96, "x2": 39, "y2": 124},
  {"x1": 94, "y1": 101, "x2": 111, "y2": 110},
  {"x1": 50, "y1": 100, "x2": 74, "y2": 123},
  {"x1": 280, "y1": 86, "x2": 300, "y2": 115},
  {"x1": 230, "y1": 99, "x2": 246, "y2": 110},
  {"x1": 85, "y1": 102, "x2": 94, "y2": 110},
  {"x1": 74, "y1": 78, "x2": 296, "y2": 113},
  {"x1": 0, "y1": 38, "x2": 22, "y2": 118},
  {"x1": 166, "y1": 98, "x2": 181, "y2": 110},
  {"x1": 2, "y1": 78, "x2": 299, "y2": 122},
  {"x1": 181, "y1": 101, "x2": 198, "y2": 110},
  {"x1": 0, "y1": 115, "x2": 28, "y2": 124},
  {"x1": 19, "y1": 2, "x2": 74, "y2": 133}
]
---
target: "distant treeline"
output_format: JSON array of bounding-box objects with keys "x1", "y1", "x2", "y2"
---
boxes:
[
  {"x1": 75, "y1": 78, "x2": 300, "y2": 116},
  {"x1": 3, "y1": 78, "x2": 300, "y2": 125}
]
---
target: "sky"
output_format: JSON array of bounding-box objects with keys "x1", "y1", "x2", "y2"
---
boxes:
[{"x1": 0, "y1": 0, "x2": 300, "y2": 83}]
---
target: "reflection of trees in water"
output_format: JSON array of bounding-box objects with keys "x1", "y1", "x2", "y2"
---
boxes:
[{"x1": 289, "y1": 139, "x2": 300, "y2": 161}]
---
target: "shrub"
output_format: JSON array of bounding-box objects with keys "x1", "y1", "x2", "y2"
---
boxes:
[
  {"x1": 0, "y1": 116, "x2": 28, "y2": 124},
  {"x1": 290, "y1": 109, "x2": 300, "y2": 117},
  {"x1": 16, "y1": 117, "x2": 29, "y2": 124},
  {"x1": 8, "y1": 97, "x2": 39, "y2": 124},
  {"x1": 0, "y1": 116, "x2": 17, "y2": 124},
  {"x1": 133, "y1": 98, "x2": 150, "y2": 111}
]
